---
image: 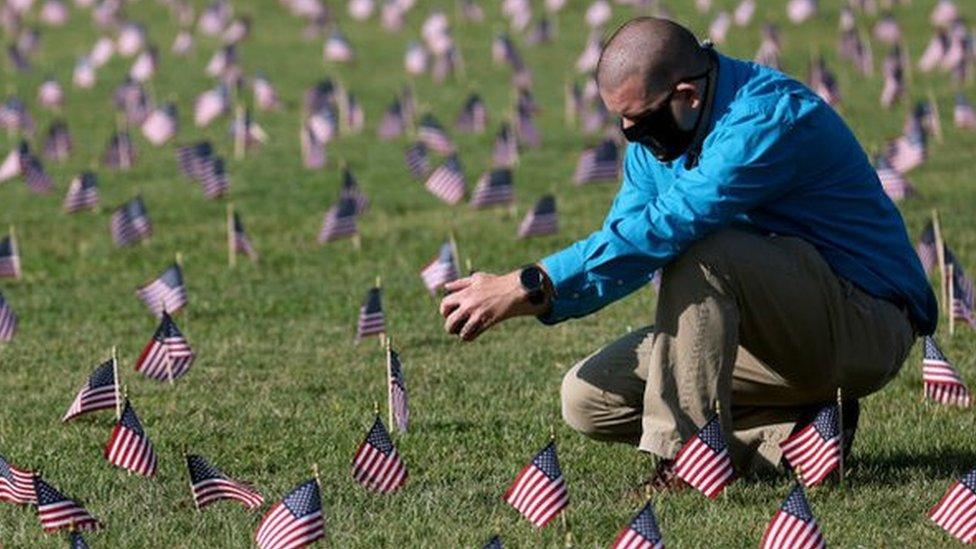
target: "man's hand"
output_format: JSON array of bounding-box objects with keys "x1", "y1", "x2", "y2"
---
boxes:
[{"x1": 439, "y1": 270, "x2": 550, "y2": 342}]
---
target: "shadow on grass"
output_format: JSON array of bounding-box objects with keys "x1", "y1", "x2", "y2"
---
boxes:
[{"x1": 849, "y1": 447, "x2": 976, "y2": 485}]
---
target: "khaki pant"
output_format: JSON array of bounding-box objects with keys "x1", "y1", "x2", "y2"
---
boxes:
[{"x1": 560, "y1": 229, "x2": 916, "y2": 473}]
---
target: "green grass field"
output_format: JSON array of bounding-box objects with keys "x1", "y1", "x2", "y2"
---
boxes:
[{"x1": 2, "y1": 0, "x2": 976, "y2": 546}]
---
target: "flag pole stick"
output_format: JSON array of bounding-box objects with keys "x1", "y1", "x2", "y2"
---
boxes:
[
  {"x1": 932, "y1": 209, "x2": 947, "y2": 315},
  {"x1": 185, "y1": 446, "x2": 200, "y2": 511},
  {"x1": 928, "y1": 89, "x2": 944, "y2": 143},
  {"x1": 227, "y1": 203, "x2": 236, "y2": 268},
  {"x1": 9, "y1": 224, "x2": 19, "y2": 280},
  {"x1": 465, "y1": 257, "x2": 474, "y2": 276},
  {"x1": 235, "y1": 104, "x2": 246, "y2": 160},
  {"x1": 836, "y1": 388, "x2": 845, "y2": 487},
  {"x1": 949, "y1": 263, "x2": 956, "y2": 336},
  {"x1": 386, "y1": 337, "x2": 394, "y2": 430},
  {"x1": 112, "y1": 346, "x2": 121, "y2": 420},
  {"x1": 312, "y1": 462, "x2": 321, "y2": 488}
]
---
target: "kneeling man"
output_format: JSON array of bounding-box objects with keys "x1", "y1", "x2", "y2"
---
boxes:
[{"x1": 439, "y1": 17, "x2": 936, "y2": 487}]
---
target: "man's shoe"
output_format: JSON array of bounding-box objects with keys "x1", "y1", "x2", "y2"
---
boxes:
[{"x1": 634, "y1": 459, "x2": 688, "y2": 498}]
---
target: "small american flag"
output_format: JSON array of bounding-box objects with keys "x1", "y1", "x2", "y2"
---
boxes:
[
  {"x1": 199, "y1": 156, "x2": 230, "y2": 199},
  {"x1": 929, "y1": 468, "x2": 976, "y2": 544},
  {"x1": 255, "y1": 479, "x2": 325, "y2": 549},
  {"x1": 425, "y1": 155, "x2": 466, "y2": 205},
  {"x1": 22, "y1": 154, "x2": 54, "y2": 193},
  {"x1": 470, "y1": 168, "x2": 514, "y2": 209},
  {"x1": 420, "y1": 241, "x2": 458, "y2": 294},
  {"x1": 779, "y1": 404, "x2": 840, "y2": 486},
  {"x1": 948, "y1": 249, "x2": 976, "y2": 329},
  {"x1": 483, "y1": 535, "x2": 503, "y2": 549},
  {"x1": 233, "y1": 212, "x2": 259, "y2": 261},
  {"x1": 875, "y1": 154, "x2": 915, "y2": 202},
  {"x1": 418, "y1": 114, "x2": 455, "y2": 155},
  {"x1": 955, "y1": 93, "x2": 976, "y2": 130},
  {"x1": 0, "y1": 141, "x2": 26, "y2": 182},
  {"x1": 187, "y1": 454, "x2": 264, "y2": 510},
  {"x1": 503, "y1": 441, "x2": 568, "y2": 528},
  {"x1": 104, "y1": 399, "x2": 158, "y2": 477},
  {"x1": 301, "y1": 124, "x2": 327, "y2": 170},
  {"x1": 43, "y1": 120, "x2": 72, "y2": 161},
  {"x1": 110, "y1": 196, "x2": 152, "y2": 247},
  {"x1": 760, "y1": 484, "x2": 826, "y2": 549},
  {"x1": 388, "y1": 346, "x2": 409, "y2": 432},
  {"x1": 142, "y1": 103, "x2": 178, "y2": 146},
  {"x1": 809, "y1": 56, "x2": 840, "y2": 106},
  {"x1": 38, "y1": 78, "x2": 64, "y2": 109},
  {"x1": 574, "y1": 140, "x2": 620, "y2": 184},
  {"x1": 253, "y1": 72, "x2": 281, "y2": 111},
  {"x1": 518, "y1": 195, "x2": 558, "y2": 239},
  {"x1": 404, "y1": 41, "x2": 428, "y2": 75},
  {"x1": 340, "y1": 167, "x2": 369, "y2": 214},
  {"x1": 456, "y1": 93, "x2": 487, "y2": 133},
  {"x1": 515, "y1": 104, "x2": 540, "y2": 149},
  {"x1": 102, "y1": 131, "x2": 137, "y2": 170},
  {"x1": 136, "y1": 264, "x2": 188, "y2": 318},
  {"x1": 880, "y1": 48, "x2": 905, "y2": 108},
  {"x1": 352, "y1": 416, "x2": 408, "y2": 493},
  {"x1": 612, "y1": 501, "x2": 664, "y2": 549},
  {"x1": 70, "y1": 530, "x2": 90, "y2": 548},
  {"x1": 887, "y1": 122, "x2": 926, "y2": 174},
  {"x1": 0, "y1": 291, "x2": 16, "y2": 342},
  {"x1": 356, "y1": 286, "x2": 386, "y2": 340},
  {"x1": 34, "y1": 476, "x2": 102, "y2": 533},
  {"x1": 672, "y1": 416, "x2": 735, "y2": 499},
  {"x1": 404, "y1": 142, "x2": 430, "y2": 179},
  {"x1": 195, "y1": 85, "x2": 230, "y2": 127},
  {"x1": 176, "y1": 142, "x2": 214, "y2": 180},
  {"x1": 135, "y1": 311, "x2": 195, "y2": 382},
  {"x1": 492, "y1": 123, "x2": 518, "y2": 168},
  {"x1": 922, "y1": 336, "x2": 971, "y2": 407},
  {"x1": 318, "y1": 198, "x2": 359, "y2": 244},
  {"x1": 378, "y1": 100, "x2": 406, "y2": 140},
  {"x1": 324, "y1": 28, "x2": 355, "y2": 63},
  {"x1": 63, "y1": 172, "x2": 100, "y2": 213},
  {"x1": 62, "y1": 359, "x2": 119, "y2": 422},
  {"x1": 0, "y1": 454, "x2": 35, "y2": 504},
  {"x1": 916, "y1": 221, "x2": 937, "y2": 276},
  {"x1": 230, "y1": 108, "x2": 268, "y2": 149},
  {"x1": 0, "y1": 232, "x2": 21, "y2": 279}
]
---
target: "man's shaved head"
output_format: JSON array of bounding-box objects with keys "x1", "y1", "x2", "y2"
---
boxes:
[{"x1": 597, "y1": 17, "x2": 708, "y2": 100}]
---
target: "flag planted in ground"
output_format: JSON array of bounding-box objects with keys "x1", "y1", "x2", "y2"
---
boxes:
[
  {"x1": 352, "y1": 415, "x2": 408, "y2": 493},
  {"x1": 0, "y1": 291, "x2": 16, "y2": 342},
  {"x1": 388, "y1": 346, "x2": 409, "y2": 432},
  {"x1": 404, "y1": 141, "x2": 430, "y2": 179},
  {"x1": 780, "y1": 404, "x2": 841, "y2": 487},
  {"x1": 612, "y1": 501, "x2": 664, "y2": 549},
  {"x1": 136, "y1": 264, "x2": 188, "y2": 318},
  {"x1": 420, "y1": 241, "x2": 458, "y2": 295},
  {"x1": 425, "y1": 154, "x2": 466, "y2": 205},
  {"x1": 356, "y1": 286, "x2": 386, "y2": 340},
  {"x1": 187, "y1": 454, "x2": 264, "y2": 510},
  {"x1": 110, "y1": 196, "x2": 152, "y2": 247},
  {"x1": 340, "y1": 167, "x2": 369, "y2": 214},
  {"x1": 135, "y1": 311, "x2": 195, "y2": 382},
  {"x1": 418, "y1": 114, "x2": 455, "y2": 154},
  {"x1": 929, "y1": 468, "x2": 976, "y2": 544},
  {"x1": 573, "y1": 139, "x2": 620, "y2": 184},
  {"x1": 0, "y1": 454, "x2": 35, "y2": 505},
  {"x1": 232, "y1": 212, "x2": 259, "y2": 262},
  {"x1": 672, "y1": 416, "x2": 735, "y2": 499},
  {"x1": 34, "y1": 476, "x2": 101, "y2": 533},
  {"x1": 104, "y1": 399, "x2": 158, "y2": 477},
  {"x1": 470, "y1": 168, "x2": 514, "y2": 209},
  {"x1": 318, "y1": 197, "x2": 359, "y2": 244},
  {"x1": 63, "y1": 171, "x2": 99, "y2": 213},
  {"x1": 62, "y1": 358, "x2": 119, "y2": 422},
  {"x1": 760, "y1": 484, "x2": 826, "y2": 549},
  {"x1": 0, "y1": 232, "x2": 20, "y2": 279},
  {"x1": 255, "y1": 479, "x2": 325, "y2": 549},
  {"x1": 503, "y1": 440, "x2": 568, "y2": 528},
  {"x1": 923, "y1": 336, "x2": 971, "y2": 407},
  {"x1": 518, "y1": 195, "x2": 558, "y2": 239}
]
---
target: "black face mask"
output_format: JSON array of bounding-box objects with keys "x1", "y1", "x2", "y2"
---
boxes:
[{"x1": 620, "y1": 67, "x2": 712, "y2": 162}]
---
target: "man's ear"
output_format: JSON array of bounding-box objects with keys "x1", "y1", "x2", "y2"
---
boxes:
[{"x1": 674, "y1": 83, "x2": 702, "y2": 109}]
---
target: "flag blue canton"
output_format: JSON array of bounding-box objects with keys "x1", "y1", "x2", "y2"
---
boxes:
[
  {"x1": 631, "y1": 502, "x2": 663, "y2": 542},
  {"x1": 88, "y1": 360, "x2": 116, "y2": 389},
  {"x1": 0, "y1": 456, "x2": 12, "y2": 482},
  {"x1": 34, "y1": 477, "x2": 66, "y2": 506},
  {"x1": 0, "y1": 236, "x2": 12, "y2": 257},
  {"x1": 960, "y1": 468, "x2": 976, "y2": 492},
  {"x1": 70, "y1": 531, "x2": 90, "y2": 549},
  {"x1": 699, "y1": 417, "x2": 727, "y2": 452},
  {"x1": 812, "y1": 405, "x2": 839, "y2": 440},
  {"x1": 781, "y1": 485, "x2": 814, "y2": 521},
  {"x1": 283, "y1": 480, "x2": 321, "y2": 517},
  {"x1": 532, "y1": 443, "x2": 562, "y2": 480},
  {"x1": 363, "y1": 288, "x2": 382, "y2": 314},
  {"x1": 366, "y1": 418, "x2": 395, "y2": 455},
  {"x1": 187, "y1": 455, "x2": 224, "y2": 483},
  {"x1": 155, "y1": 313, "x2": 184, "y2": 340},
  {"x1": 924, "y1": 337, "x2": 948, "y2": 362},
  {"x1": 119, "y1": 401, "x2": 145, "y2": 435},
  {"x1": 390, "y1": 352, "x2": 405, "y2": 387}
]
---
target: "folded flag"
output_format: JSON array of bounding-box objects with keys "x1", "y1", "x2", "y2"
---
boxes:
[
  {"x1": 135, "y1": 311, "x2": 195, "y2": 382},
  {"x1": 352, "y1": 415, "x2": 408, "y2": 493},
  {"x1": 356, "y1": 286, "x2": 386, "y2": 340},
  {"x1": 34, "y1": 475, "x2": 102, "y2": 533},
  {"x1": 672, "y1": 416, "x2": 735, "y2": 499},
  {"x1": 136, "y1": 264, "x2": 188, "y2": 318},
  {"x1": 318, "y1": 197, "x2": 358, "y2": 244},
  {"x1": 233, "y1": 212, "x2": 259, "y2": 262},
  {"x1": 923, "y1": 336, "x2": 971, "y2": 407},
  {"x1": 425, "y1": 155, "x2": 466, "y2": 205},
  {"x1": 0, "y1": 454, "x2": 36, "y2": 504},
  {"x1": 0, "y1": 232, "x2": 21, "y2": 279},
  {"x1": 612, "y1": 501, "x2": 664, "y2": 549},
  {"x1": 779, "y1": 404, "x2": 841, "y2": 487},
  {"x1": 404, "y1": 141, "x2": 430, "y2": 179},
  {"x1": 503, "y1": 441, "x2": 568, "y2": 528},
  {"x1": 255, "y1": 479, "x2": 325, "y2": 549},
  {"x1": 574, "y1": 139, "x2": 620, "y2": 184},
  {"x1": 420, "y1": 241, "x2": 459, "y2": 295},
  {"x1": 63, "y1": 171, "x2": 99, "y2": 213},
  {"x1": 0, "y1": 291, "x2": 17, "y2": 342},
  {"x1": 104, "y1": 399, "x2": 158, "y2": 477},
  {"x1": 62, "y1": 358, "x2": 119, "y2": 422},
  {"x1": 388, "y1": 345, "x2": 409, "y2": 433},
  {"x1": 187, "y1": 454, "x2": 264, "y2": 510},
  {"x1": 518, "y1": 195, "x2": 558, "y2": 239},
  {"x1": 929, "y1": 467, "x2": 976, "y2": 544},
  {"x1": 110, "y1": 196, "x2": 152, "y2": 247},
  {"x1": 760, "y1": 484, "x2": 826, "y2": 549}
]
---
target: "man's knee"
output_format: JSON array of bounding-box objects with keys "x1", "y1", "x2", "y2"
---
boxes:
[{"x1": 560, "y1": 363, "x2": 604, "y2": 438}]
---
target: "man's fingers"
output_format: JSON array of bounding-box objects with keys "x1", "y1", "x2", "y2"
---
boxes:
[
  {"x1": 439, "y1": 292, "x2": 462, "y2": 317},
  {"x1": 444, "y1": 306, "x2": 470, "y2": 335},
  {"x1": 444, "y1": 277, "x2": 473, "y2": 292}
]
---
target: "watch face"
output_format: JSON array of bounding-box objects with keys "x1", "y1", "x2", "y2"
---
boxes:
[{"x1": 520, "y1": 266, "x2": 543, "y2": 292}]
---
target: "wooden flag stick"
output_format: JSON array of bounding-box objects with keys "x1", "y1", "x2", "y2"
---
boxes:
[
  {"x1": 928, "y1": 89, "x2": 944, "y2": 143},
  {"x1": 836, "y1": 388, "x2": 845, "y2": 487},
  {"x1": 112, "y1": 346, "x2": 121, "y2": 420},
  {"x1": 312, "y1": 463, "x2": 322, "y2": 492},
  {"x1": 227, "y1": 203, "x2": 236, "y2": 268},
  {"x1": 465, "y1": 257, "x2": 474, "y2": 276},
  {"x1": 386, "y1": 337, "x2": 394, "y2": 430},
  {"x1": 9, "y1": 224, "x2": 19, "y2": 280},
  {"x1": 949, "y1": 263, "x2": 956, "y2": 336},
  {"x1": 932, "y1": 209, "x2": 948, "y2": 315},
  {"x1": 184, "y1": 446, "x2": 200, "y2": 511}
]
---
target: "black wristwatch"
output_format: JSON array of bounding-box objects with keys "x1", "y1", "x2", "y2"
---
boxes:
[{"x1": 519, "y1": 264, "x2": 550, "y2": 305}]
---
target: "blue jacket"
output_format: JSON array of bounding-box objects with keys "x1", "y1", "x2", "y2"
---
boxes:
[{"x1": 541, "y1": 53, "x2": 937, "y2": 334}]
